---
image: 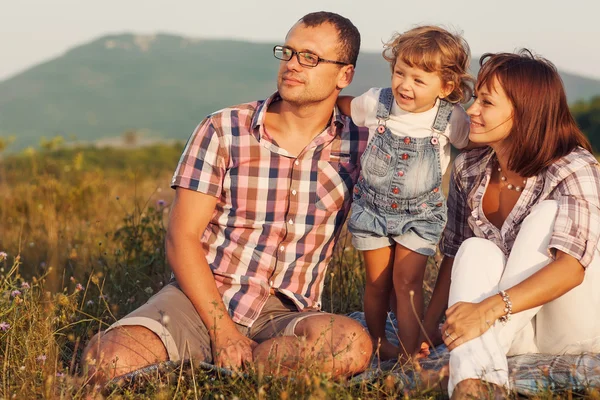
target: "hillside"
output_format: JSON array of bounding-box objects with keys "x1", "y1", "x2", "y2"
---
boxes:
[{"x1": 1, "y1": 33, "x2": 600, "y2": 151}]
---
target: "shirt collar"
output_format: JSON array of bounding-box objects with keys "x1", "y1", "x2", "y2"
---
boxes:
[{"x1": 251, "y1": 92, "x2": 346, "y2": 140}]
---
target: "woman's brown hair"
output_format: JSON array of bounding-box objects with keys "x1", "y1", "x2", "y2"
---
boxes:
[
  {"x1": 382, "y1": 25, "x2": 474, "y2": 103},
  {"x1": 477, "y1": 50, "x2": 592, "y2": 176}
]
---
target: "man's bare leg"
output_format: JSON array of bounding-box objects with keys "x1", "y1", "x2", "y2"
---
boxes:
[
  {"x1": 252, "y1": 314, "x2": 372, "y2": 377},
  {"x1": 81, "y1": 326, "x2": 168, "y2": 384}
]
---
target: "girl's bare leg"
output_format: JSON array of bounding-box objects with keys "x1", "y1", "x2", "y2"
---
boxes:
[
  {"x1": 392, "y1": 243, "x2": 429, "y2": 360},
  {"x1": 362, "y1": 246, "x2": 398, "y2": 360}
]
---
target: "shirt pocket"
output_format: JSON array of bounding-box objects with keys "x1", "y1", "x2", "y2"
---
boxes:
[{"x1": 316, "y1": 158, "x2": 358, "y2": 211}]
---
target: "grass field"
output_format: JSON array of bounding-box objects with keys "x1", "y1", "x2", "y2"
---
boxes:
[{"x1": 0, "y1": 143, "x2": 588, "y2": 399}]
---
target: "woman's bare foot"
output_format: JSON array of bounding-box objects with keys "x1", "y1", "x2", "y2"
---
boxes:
[{"x1": 452, "y1": 378, "x2": 508, "y2": 400}]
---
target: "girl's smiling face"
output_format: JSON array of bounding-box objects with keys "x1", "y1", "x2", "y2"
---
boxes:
[{"x1": 391, "y1": 58, "x2": 452, "y2": 113}]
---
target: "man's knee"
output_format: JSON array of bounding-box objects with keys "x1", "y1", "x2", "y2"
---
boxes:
[
  {"x1": 82, "y1": 325, "x2": 168, "y2": 381},
  {"x1": 298, "y1": 315, "x2": 372, "y2": 372}
]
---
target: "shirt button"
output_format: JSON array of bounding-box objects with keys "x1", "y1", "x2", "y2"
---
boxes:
[
  {"x1": 397, "y1": 171, "x2": 404, "y2": 177},
  {"x1": 392, "y1": 187, "x2": 399, "y2": 194},
  {"x1": 279, "y1": 245, "x2": 285, "y2": 251},
  {"x1": 402, "y1": 154, "x2": 409, "y2": 160},
  {"x1": 291, "y1": 190, "x2": 297, "y2": 196},
  {"x1": 294, "y1": 160, "x2": 299, "y2": 166},
  {"x1": 391, "y1": 203, "x2": 398, "y2": 209},
  {"x1": 288, "y1": 219, "x2": 294, "y2": 225},
  {"x1": 433, "y1": 187, "x2": 439, "y2": 193}
]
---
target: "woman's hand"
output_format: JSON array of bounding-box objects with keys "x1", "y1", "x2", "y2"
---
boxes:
[{"x1": 440, "y1": 301, "x2": 496, "y2": 351}]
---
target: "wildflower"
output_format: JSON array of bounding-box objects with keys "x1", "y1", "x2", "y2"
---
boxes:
[
  {"x1": 0, "y1": 322, "x2": 10, "y2": 331},
  {"x1": 157, "y1": 199, "x2": 166, "y2": 207},
  {"x1": 144, "y1": 287, "x2": 154, "y2": 295},
  {"x1": 37, "y1": 354, "x2": 47, "y2": 362},
  {"x1": 56, "y1": 372, "x2": 65, "y2": 377},
  {"x1": 86, "y1": 300, "x2": 94, "y2": 306},
  {"x1": 76, "y1": 283, "x2": 84, "y2": 291},
  {"x1": 0, "y1": 251, "x2": 7, "y2": 261},
  {"x1": 21, "y1": 282, "x2": 30, "y2": 289},
  {"x1": 11, "y1": 290, "x2": 21, "y2": 297},
  {"x1": 70, "y1": 276, "x2": 76, "y2": 282}
]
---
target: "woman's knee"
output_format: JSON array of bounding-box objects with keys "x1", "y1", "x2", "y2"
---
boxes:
[{"x1": 453, "y1": 238, "x2": 504, "y2": 279}]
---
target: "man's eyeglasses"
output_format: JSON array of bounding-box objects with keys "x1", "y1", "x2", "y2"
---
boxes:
[{"x1": 273, "y1": 45, "x2": 349, "y2": 68}]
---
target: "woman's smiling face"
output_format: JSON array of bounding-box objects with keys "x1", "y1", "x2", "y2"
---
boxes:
[{"x1": 467, "y1": 77, "x2": 514, "y2": 148}]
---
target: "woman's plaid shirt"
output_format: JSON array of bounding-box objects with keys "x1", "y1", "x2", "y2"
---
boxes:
[
  {"x1": 441, "y1": 146, "x2": 600, "y2": 268},
  {"x1": 171, "y1": 94, "x2": 369, "y2": 327}
]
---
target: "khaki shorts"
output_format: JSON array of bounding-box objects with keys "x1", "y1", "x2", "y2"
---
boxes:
[{"x1": 107, "y1": 283, "x2": 322, "y2": 362}]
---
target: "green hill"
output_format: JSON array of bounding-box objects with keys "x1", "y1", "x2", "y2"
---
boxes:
[{"x1": 1, "y1": 33, "x2": 599, "y2": 151}]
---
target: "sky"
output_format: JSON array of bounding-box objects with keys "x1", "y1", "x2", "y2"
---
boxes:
[{"x1": 1, "y1": 0, "x2": 599, "y2": 81}]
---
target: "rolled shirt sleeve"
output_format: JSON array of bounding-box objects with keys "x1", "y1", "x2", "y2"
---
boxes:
[
  {"x1": 548, "y1": 165, "x2": 600, "y2": 268},
  {"x1": 171, "y1": 117, "x2": 229, "y2": 197}
]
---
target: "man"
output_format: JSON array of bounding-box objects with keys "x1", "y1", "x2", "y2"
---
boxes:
[{"x1": 82, "y1": 11, "x2": 372, "y2": 381}]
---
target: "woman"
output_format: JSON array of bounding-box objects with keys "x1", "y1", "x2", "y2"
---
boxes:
[{"x1": 422, "y1": 50, "x2": 600, "y2": 398}]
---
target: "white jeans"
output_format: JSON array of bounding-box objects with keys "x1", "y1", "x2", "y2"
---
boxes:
[{"x1": 447, "y1": 201, "x2": 600, "y2": 396}]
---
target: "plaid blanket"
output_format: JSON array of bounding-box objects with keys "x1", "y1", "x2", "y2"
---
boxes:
[
  {"x1": 348, "y1": 311, "x2": 600, "y2": 395},
  {"x1": 107, "y1": 312, "x2": 600, "y2": 396}
]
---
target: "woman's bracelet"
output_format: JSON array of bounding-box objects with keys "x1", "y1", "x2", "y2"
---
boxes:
[{"x1": 498, "y1": 290, "x2": 513, "y2": 325}]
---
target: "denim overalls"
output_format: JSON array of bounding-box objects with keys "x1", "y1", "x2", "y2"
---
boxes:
[{"x1": 348, "y1": 88, "x2": 453, "y2": 256}]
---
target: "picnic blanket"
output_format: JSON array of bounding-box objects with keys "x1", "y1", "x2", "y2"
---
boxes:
[
  {"x1": 107, "y1": 312, "x2": 600, "y2": 396},
  {"x1": 348, "y1": 311, "x2": 600, "y2": 395}
]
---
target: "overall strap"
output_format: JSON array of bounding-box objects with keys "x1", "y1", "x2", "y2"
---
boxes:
[
  {"x1": 375, "y1": 88, "x2": 395, "y2": 121},
  {"x1": 431, "y1": 99, "x2": 454, "y2": 133}
]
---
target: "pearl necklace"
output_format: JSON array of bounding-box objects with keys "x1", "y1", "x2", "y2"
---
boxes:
[{"x1": 497, "y1": 167, "x2": 527, "y2": 192}]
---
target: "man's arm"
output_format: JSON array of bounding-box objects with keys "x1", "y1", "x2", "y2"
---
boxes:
[
  {"x1": 166, "y1": 187, "x2": 256, "y2": 369},
  {"x1": 336, "y1": 95, "x2": 354, "y2": 117}
]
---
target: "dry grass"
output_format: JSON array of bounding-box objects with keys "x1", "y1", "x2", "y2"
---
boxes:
[{"x1": 0, "y1": 145, "x2": 592, "y2": 399}]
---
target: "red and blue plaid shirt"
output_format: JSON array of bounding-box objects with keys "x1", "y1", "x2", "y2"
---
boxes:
[
  {"x1": 171, "y1": 93, "x2": 369, "y2": 327},
  {"x1": 441, "y1": 146, "x2": 600, "y2": 268}
]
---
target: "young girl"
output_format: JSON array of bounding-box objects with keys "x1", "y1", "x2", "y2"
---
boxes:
[{"x1": 337, "y1": 26, "x2": 473, "y2": 361}]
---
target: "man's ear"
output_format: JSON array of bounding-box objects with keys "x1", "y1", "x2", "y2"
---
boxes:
[{"x1": 336, "y1": 65, "x2": 355, "y2": 90}]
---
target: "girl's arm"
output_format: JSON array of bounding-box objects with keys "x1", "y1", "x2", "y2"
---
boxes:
[
  {"x1": 442, "y1": 250, "x2": 584, "y2": 350},
  {"x1": 336, "y1": 96, "x2": 354, "y2": 117}
]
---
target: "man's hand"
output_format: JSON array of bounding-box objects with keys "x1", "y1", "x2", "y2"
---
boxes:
[{"x1": 211, "y1": 329, "x2": 257, "y2": 371}]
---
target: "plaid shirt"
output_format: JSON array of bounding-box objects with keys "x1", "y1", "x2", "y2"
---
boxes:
[
  {"x1": 441, "y1": 146, "x2": 600, "y2": 268},
  {"x1": 171, "y1": 93, "x2": 369, "y2": 327}
]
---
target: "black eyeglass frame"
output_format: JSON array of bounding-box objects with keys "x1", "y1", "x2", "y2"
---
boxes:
[{"x1": 273, "y1": 45, "x2": 349, "y2": 68}]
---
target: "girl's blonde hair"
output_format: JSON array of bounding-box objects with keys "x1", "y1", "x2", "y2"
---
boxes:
[{"x1": 383, "y1": 25, "x2": 474, "y2": 103}]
